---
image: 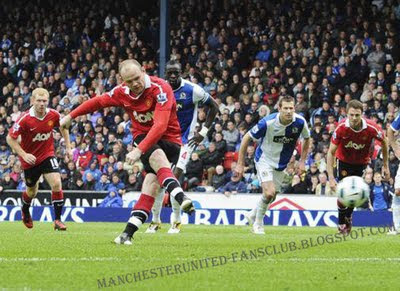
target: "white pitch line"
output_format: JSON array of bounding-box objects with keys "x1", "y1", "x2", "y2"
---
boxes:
[
  {"x1": 0, "y1": 257, "x2": 121, "y2": 262},
  {"x1": 0, "y1": 257, "x2": 399, "y2": 263}
]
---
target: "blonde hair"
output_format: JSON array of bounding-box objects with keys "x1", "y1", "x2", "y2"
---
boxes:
[{"x1": 32, "y1": 88, "x2": 50, "y2": 99}]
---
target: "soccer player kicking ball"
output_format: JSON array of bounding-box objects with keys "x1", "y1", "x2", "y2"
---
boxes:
[
  {"x1": 7, "y1": 88, "x2": 72, "y2": 230},
  {"x1": 386, "y1": 114, "x2": 400, "y2": 235},
  {"x1": 327, "y1": 100, "x2": 390, "y2": 235},
  {"x1": 236, "y1": 96, "x2": 310, "y2": 234},
  {"x1": 61, "y1": 59, "x2": 195, "y2": 245},
  {"x1": 146, "y1": 61, "x2": 219, "y2": 234}
]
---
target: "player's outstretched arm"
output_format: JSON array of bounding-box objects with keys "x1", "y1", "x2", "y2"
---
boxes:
[
  {"x1": 60, "y1": 94, "x2": 120, "y2": 129},
  {"x1": 326, "y1": 142, "x2": 338, "y2": 190},
  {"x1": 236, "y1": 133, "x2": 252, "y2": 177},
  {"x1": 6, "y1": 135, "x2": 36, "y2": 165}
]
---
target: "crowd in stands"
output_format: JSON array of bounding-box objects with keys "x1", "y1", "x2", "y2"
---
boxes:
[{"x1": 0, "y1": 0, "x2": 399, "y2": 210}]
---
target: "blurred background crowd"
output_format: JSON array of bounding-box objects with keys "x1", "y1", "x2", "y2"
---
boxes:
[{"x1": 0, "y1": 0, "x2": 399, "y2": 210}]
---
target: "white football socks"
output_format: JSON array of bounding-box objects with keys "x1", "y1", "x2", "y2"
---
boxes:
[
  {"x1": 171, "y1": 195, "x2": 181, "y2": 223},
  {"x1": 152, "y1": 189, "x2": 164, "y2": 224},
  {"x1": 255, "y1": 196, "x2": 271, "y2": 225},
  {"x1": 392, "y1": 195, "x2": 400, "y2": 230}
]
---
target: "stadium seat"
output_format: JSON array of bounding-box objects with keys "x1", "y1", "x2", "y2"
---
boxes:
[{"x1": 223, "y1": 152, "x2": 238, "y2": 170}]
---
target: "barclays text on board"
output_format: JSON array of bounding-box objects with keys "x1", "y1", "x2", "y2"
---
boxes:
[{"x1": 0, "y1": 206, "x2": 392, "y2": 227}]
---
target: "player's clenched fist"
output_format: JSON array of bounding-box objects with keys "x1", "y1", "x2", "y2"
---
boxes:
[{"x1": 126, "y1": 147, "x2": 142, "y2": 165}]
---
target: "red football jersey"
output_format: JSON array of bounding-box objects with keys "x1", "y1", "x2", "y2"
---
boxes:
[
  {"x1": 331, "y1": 118, "x2": 384, "y2": 165},
  {"x1": 8, "y1": 107, "x2": 60, "y2": 170},
  {"x1": 70, "y1": 74, "x2": 182, "y2": 153}
]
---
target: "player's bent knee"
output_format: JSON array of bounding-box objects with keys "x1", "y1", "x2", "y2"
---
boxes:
[
  {"x1": 396, "y1": 189, "x2": 400, "y2": 196},
  {"x1": 51, "y1": 183, "x2": 62, "y2": 192},
  {"x1": 149, "y1": 149, "x2": 169, "y2": 170},
  {"x1": 26, "y1": 183, "x2": 39, "y2": 197}
]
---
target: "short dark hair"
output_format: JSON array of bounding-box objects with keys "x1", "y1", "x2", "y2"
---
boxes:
[
  {"x1": 346, "y1": 100, "x2": 363, "y2": 112},
  {"x1": 166, "y1": 60, "x2": 181, "y2": 71},
  {"x1": 278, "y1": 95, "x2": 295, "y2": 107}
]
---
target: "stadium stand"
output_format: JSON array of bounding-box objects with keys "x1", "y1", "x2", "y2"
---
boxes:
[{"x1": 0, "y1": 0, "x2": 399, "y2": 198}]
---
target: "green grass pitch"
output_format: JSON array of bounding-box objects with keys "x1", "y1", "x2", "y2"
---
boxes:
[{"x1": 0, "y1": 222, "x2": 399, "y2": 290}]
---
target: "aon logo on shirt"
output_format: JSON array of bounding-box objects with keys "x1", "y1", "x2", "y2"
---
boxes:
[
  {"x1": 344, "y1": 141, "x2": 365, "y2": 150},
  {"x1": 133, "y1": 111, "x2": 153, "y2": 123},
  {"x1": 33, "y1": 132, "x2": 51, "y2": 142}
]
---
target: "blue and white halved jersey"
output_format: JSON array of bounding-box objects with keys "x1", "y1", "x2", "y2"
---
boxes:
[
  {"x1": 390, "y1": 114, "x2": 400, "y2": 132},
  {"x1": 174, "y1": 79, "x2": 211, "y2": 144},
  {"x1": 249, "y1": 112, "x2": 310, "y2": 171}
]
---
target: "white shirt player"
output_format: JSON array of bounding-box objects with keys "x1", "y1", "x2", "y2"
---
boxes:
[
  {"x1": 249, "y1": 112, "x2": 310, "y2": 188},
  {"x1": 175, "y1": 79, "x2": 211, "y2": 144},
  {"x1": 174, "y1": 78, "x2": 211, "y2": 170}
]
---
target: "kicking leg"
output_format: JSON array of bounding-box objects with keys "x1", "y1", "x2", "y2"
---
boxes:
[
  {"x1": 114, "y1": 173, "x2": 159, "y2": 245},
  {"x1": 150, "y1": 149, "x2": 194, "y2": 214}
]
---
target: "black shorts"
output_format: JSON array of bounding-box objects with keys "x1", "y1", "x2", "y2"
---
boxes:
[
  {"x1": 336, "y1": 159, "x2": 366, "y2": 180},
  {"x1": 24, "y1": 156, "x2": 60, "y2": 187},
  {"x1": 133, "y1": 135, "x2": 181, "y2": 174}
]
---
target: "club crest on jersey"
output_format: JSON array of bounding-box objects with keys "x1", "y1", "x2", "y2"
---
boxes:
[
  {"x1": 145, "y1": 99, "x2": 152, "y2": 108},
  {"x1": 179, "y1": 92, "x2": 186, "y2": 99},
  {"x1": 48, "y1": 120, "x2": 54, "y2": 127},
  {"x1": 251, "y1": 125, "x2": 259, "y2": 135},
  {"x1": 157, "y1": 93, "x2": 168, "y2": 105},
  {"x1": 291, "y1": 127, "x2": 298, "y2": 134}
]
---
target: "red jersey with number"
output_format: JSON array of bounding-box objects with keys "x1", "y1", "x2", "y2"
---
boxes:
[
  {"x1": 70, "y1": 74, "x2": 182, "y2": 153},
  {"x1": 8, "y1": 107, "x2": 60, "y2": 170},
  {"x1": 331, "y1": 118, "x2": 384, "y2": 165}
]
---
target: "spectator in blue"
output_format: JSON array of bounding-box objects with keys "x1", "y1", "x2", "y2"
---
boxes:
[
  {"x1": 218, "y1": 171, "x2": 247, "y2": 196},
  {"x1": 0, "y1": 34, "x2": 12, "y2": 51},
  {"x1": 255, "y1": 41, "x2": 271, "y2": 63},
  {"x1": 64, "y1": 71, "x2": 76, "y2": 89},
  {"x1": 83, "y1": 161, "x2": 102, "y2": 182},
  {"x1": 99, "y1": 190, "x2": 123, "y2": 208},
  {"x1": 0, "y1": 140, "x2": 10, "y2": 164},
  {"x1": 370, "y1": 172, "x2": 393, "y2": 211},
  {"x1": 106, "y1": 173, "x2": 125, "y2": 194},
  {"x1": 95, "y1": 174, "x2": 110, "y2": 191},
  {"x1": 17, "y1": 174, "x2": 27, "y2": 191}
]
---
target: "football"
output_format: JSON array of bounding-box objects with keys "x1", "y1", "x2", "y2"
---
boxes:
[{"x1": 336, "y1": 176, "x2": 371, "y2": 207}]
